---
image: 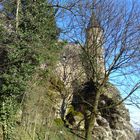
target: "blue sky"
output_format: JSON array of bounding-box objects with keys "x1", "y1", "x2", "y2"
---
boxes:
[{"x1": 0, "y1": 4, "x2": 4, "y2": 11}]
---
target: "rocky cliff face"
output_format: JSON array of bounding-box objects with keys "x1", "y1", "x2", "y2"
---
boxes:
[
  {"x1": 55, "y1": 44, "x2": 136, "y2": 140},
  {"x1": 68, "y1": 82, "x2": 135, "y2": 140}
]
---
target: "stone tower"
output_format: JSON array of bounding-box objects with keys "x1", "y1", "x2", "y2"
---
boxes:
[
  {"x1": 86, "y1": 12, "x2": 103, "y2": 44},
  {"x1": 85, "y1": 12, "x2": 105, "y2": 82}
]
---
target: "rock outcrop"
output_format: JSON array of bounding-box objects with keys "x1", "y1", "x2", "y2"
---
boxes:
[
  {"x1": 55, "y1": 43, "x2": 136, "y2": 140},
  {"x1": 70, "y1": 82, "x2": 135, "y2": 140}
]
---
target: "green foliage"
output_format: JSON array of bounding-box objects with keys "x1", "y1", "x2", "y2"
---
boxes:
[
  {"x1": 54, "y1": 118, "x2": 64, "y2": 126},
  {"x1": 0, "y1": 0, "x2": 59, "y2": 100},
  {"x1": 18, "y1": 0, "x2": 59, "y2": 64},
  {"x1": 0, "y1": 1, "x2": 61, "y2": 139},
  {"x1": 1, "y1": 36, "x2": 40, "y2": 94},
  {"x1": 67, "y1": 105, "x2": 83, "y2": 117},
  {"x1": 0, "y1": 97, "x2": 18, "y2": 140}
]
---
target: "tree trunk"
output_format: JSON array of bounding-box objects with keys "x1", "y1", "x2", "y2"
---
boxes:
[
  {"x1": 85, "y1": 90, "x2": 101, "y2": 140},
  {"x1": 2, "y1": 101, "x2": 7, "y2": 140},
  {"x1": 16, "y1": 0, "x2": 20, "y2": 32}
]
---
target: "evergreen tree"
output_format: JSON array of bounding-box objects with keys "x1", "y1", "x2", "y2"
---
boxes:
[{"x1": 0, "y1": 1, "x2": 59, "y2": 139}]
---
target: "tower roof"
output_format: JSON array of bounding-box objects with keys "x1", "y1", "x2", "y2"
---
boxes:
[{"x1": 87, "y1": 12, "x2": 101, "y2": 29}]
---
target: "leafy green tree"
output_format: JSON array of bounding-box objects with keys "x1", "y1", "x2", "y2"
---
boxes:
[{"x1": 0, "y1": 0, "x2": 59, "y2": 139}]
